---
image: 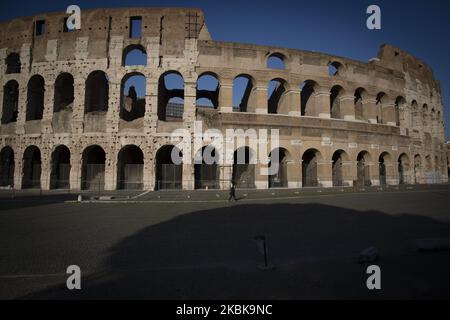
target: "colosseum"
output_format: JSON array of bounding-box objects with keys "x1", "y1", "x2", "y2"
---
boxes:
[{"x1": 0, "y1": 7, "x2": 447, "y2": 191}]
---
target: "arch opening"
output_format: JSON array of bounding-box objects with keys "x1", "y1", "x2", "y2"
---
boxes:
[
  {"x1": 81, "y1": 145, "x2": 106, "y2": 190},
  {"x1": 155, "y1": 145, "x2": 183, "y2": 190},
  {"x1": 196, "y1": 73, "x2": 219, "y2": 109},
  {"x1": 330, "y1": 85, "x2": 344, "y2": 119},
  {"x1": 232, "y1": 147, "x2": 255, "y2": 189},
  {"x1": 85, "y1": 71, "x2": 109, "y2": 113},
  {"x1": 50, "y1": 145, "x2": 71, "y2": 189},
  {"x1": 194, "y1": 146, "x2": 219, "y2": 190},
  {"x1": 1, "y1": 80, "x2": 19, "y2": 124},
  {"x1": 356, "y1": 151, "x2": 371, "y2": 187},
  {"x1": 117, "y1": 145, "x2": 144, "y2": 190},
  {"x1": 158, "y1": 72, "x2": 184, "y2": 122},
  {"x1": 268, "y1": 148, "x2": 289, "y2": 188},
  {"x1": 122, "y1": 45, "x2": 147, "y2": 66},
  {"x1": 22, "y1": 146, "x2": 41, "y2": 189},
  {"x1": 332, "y1": 150, "x2": 348, "y2": 187},
  {"x1": 54, "y1": 73, "x2": 74, "y2": 112},
  {"x1": 328, "y1": 61, "x2": 342, "y2": 76},
  {"x1": 26, "y1": 75, "x2": 45, "y2": 121},
  {"x1": 268, "y1": 78, "x2": 287, "y2": 114},
  {"x1": 302, "y1": 149, "x2": 321, "y2": 187},
  {"x1": 5, "y1": 53, "x2": 21, "y2": 74},
  {"x1": 378, "y1": 152, "x2": 392, "y2": 186},
  {"x1": 233, "y1": 75, "x2": 253, "y2": 112},
  {"x1": 120, "y1": 73, "x2": 146, "y2": 122},
  {"x1": 398, "y1": 153, "x2": 410, "y2": 185},
  {"x1": 0, "y1": 147, "x2": 14, "y2": 187},
  {"x1": 267, "y1": 53, "x2": 285, "y2": 69},
  {"x1": 301, "y1": 80, "x2": 317, "y2": 116}
]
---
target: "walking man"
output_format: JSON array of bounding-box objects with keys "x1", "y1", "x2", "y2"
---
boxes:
[{"x1": 228, "y1": 181, "x2": 237, "y2": 202}]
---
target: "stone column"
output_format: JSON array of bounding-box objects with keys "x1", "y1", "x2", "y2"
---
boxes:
[
  {"x1": 104, "y1": 148, "x2": 117, "y2": 191},
  {"x1": 254, "y1": 81, "x2": 268, "y2": 114},
  {"x1": 107, "y1": 80, "x2": 121, "y2": 133},
  {"x1": 287, "y1": 85, "x2": 301, "y2": 116},
  {"x1": 386, "y1": 163, "x2": 398, "y2": 185},
  {"x1": 339, "y1": 94, "x2": 356, "y2": 121},
  {"x1": 143, "y1": 147, "x2": 154, "y2": 190},
  {"x1": 71, "y1": 77, "x2": 85, "y2": 135},
  {"x1": 369, "y1": 161, "x2": 380, "y2": 186},
  {"x1": 182, "y1": 163, "x2": 194, "y2": 190},
  {"x1": 362, "y1": 97, "x2": 378, "y2": 124},
  {"x1": 70, "y1": 151, "x2": 82, "y2": 191},
  {"x1": 342, "y1": 160, "x2": 355, "y2": 187},
  {"x1": 314, "y1": 87, "x2": 331, "y2": 119},
  {"x1": 41, "y1": 82, "x2": 54, "y2": 134},
  {"x1": 218, "y1": 78, "x2": 233, "y2": 113},
  {"x1": 183, "y1": 80, "x2": 197, "y2": 123},
  {"x1": 13, "y1": 148, "x2": 23, "y2": 189},
  {"x1": 317, "y1": 160, "x2": 332, "y2": 188},
  {"x1": 15, "y1": 85, "x2": 27, "y2": 135},
  {"x1": 287, "y1": 160, "x2": 301, "y2": 188},
  {"x1": 255, "y1": 162, "x2": 268, "y2": 189},
  {"x1": 40, "y1": 149, "x2": 51, "y2": 190},
  {"x1": 146, "y1": 79, "x2": 158, "y2": 135}
]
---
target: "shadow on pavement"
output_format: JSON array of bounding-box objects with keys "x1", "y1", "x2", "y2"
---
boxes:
[{"x1": 18, "y1": 203, "x2": 450, "y2": 299}]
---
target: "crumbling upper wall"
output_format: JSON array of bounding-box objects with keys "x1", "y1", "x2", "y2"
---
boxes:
[{"x1": 0, "y1": 7, "x2": 210, "y2": 61}]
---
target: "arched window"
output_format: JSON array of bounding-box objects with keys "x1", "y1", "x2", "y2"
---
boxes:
[
  {"x1": 267, "y1": 53, "x2": 285, "y2": 69},
  {"x1": 50, "y1": 145, "x2": 71, "y2": 189},
  {"x1": 301, "y1": 80, "x2": 318, "y2": 116},
  {"x1": 302, "y1": 149, "x2": 322, "y2": 187},
  {"x1": 85, "y1": 71, "x2": 109, "y2": 113},
  {"x1": 54, "y1": 73, "x2": 74, "y2": 112},
  {"x1": 122, "y1": 45, "x2": 147, "y2": 66},
  {"x1": 81, "y1": 145, "x2": 106, "y2": 190},
  {"x1": 120, "y1": 73, "x2": 146, "y2": 122},
  {"x1": 117, "y1": 145, "x2": 144, "y2": 190},
  {"x1": 158, "y1": 71, "x2": 184, "y2": 121},
  {"x1": 196, "y1": 72, "x2": 219, "y2": 108},
  {"x1": 233, "y1": 74, "x2": 253, "y2": 112},
  {"x1": 5, "y1": 53, "x2": 21, "y2": 74},
  {"x1": 330, "y1": 85, "x2": 344, "y2": 119},
  {"x1": 354, "y1": 88, "x2": 366, "y2": 121},
  {"x1": 26, "y1": 75, "x2": 45, "y2": 121},
  {"x1": 328, "y1": 61, "x2": 343, "y2": 76},
  {"x1": 1, "y1": 80, "x2": 19, "y2": 124},
  {"x1": 155, "y1": 145, "x2": 183, "y2": 190}
]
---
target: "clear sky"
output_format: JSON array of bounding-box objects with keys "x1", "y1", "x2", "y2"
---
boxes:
[{"x1": 1, "y1": 0, "x2": 449, "y2": 140}]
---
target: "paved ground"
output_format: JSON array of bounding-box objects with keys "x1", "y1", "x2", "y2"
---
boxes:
[{"x1": 1, "y1": 186, "x2": 450, "y2": 299}]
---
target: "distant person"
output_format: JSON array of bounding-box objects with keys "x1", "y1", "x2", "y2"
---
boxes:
[
  {"x1": 128, "y1": 86, "x2": 137, "y2": 102},
  {"x1": 228, "y1": 182, "x2": 237, "y2": 202}
]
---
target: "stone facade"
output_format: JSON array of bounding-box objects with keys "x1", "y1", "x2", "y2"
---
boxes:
[{"x1": 0, "y1": 7, "x2": 447, "y2": 191}]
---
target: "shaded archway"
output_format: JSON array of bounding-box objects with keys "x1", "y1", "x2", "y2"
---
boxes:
[
  {"x1": 85, "y1": 71, "x2": 109, "y2": 113},
  {"x1": 268, "y1": 148, "x2": 289, "y2": 188},
  {"x1": 301, "y1": 80, "x2": 318, "y2": 116},
  {"x1": 22, "y1": 146, "x2": 41, "y2": 189},
  {"x1": 194, "y1": 145, "x2": 219, "y2": 190},
  {"x1": 50, "y1": 145, "x2": 71, "y2": 189},
  {"x1": 26, "y1": 75, "x2": 45, "y2": 121},
  {"x1": 268, "y1": 78, "x2": 287, "y2": 114},
  {"x1": 196, "y1": 72, "x2": 219, "y2": 109},
  {"x1": 158, "y1": 71, "x2": 184, "y2": 121},
  {"x1": 332, "y1": 150, "x2": 348, "y2": 187},
  {"x1": 330, "y1": 85, "x2": 344, "y2": 119},
  {"x1": 356, "y1": 151, "x2": 371, "y2": 187},
  {"x1": 117, "y1": 145, "x2": 144, "y2": 190},
  {"x1": 54, "y1": 73, "x2": 74, "y2": 112},
  {"x1": 232, "y1": 147, "x2": 255, "y2": 189},
  {"x1": 302, "y1": 149, "x2": 321, "y2": 187},
  {"x1": 0, "y1": 146, "x2": 14, "y2": 187},
  {"x1": 155, "y1": 145, "x2": 182, "y2": 190},
  {"x1": 379, "y1": 152, "x2": 392, "y2": 186},
  {"x1": 81, "y1": 145, "x2": 106, "y2": 190},
  {"x1": 398, "y1": 153, "x2": 410, "y2": 185},
  {"x1": 1, "y1": 80, "x2": 19, "y2": 124},
  {"x1": 5, "y1": 53, "x2": 21, "y2": 74}
]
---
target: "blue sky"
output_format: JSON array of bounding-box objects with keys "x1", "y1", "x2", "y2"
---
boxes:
[{"x1": 1, "y1": 0, "x2": 449, "y2": 139}]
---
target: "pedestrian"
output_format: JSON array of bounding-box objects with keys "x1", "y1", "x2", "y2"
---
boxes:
[{"x1": 228, "y1": 181, "x2": 237, "y2": 202}]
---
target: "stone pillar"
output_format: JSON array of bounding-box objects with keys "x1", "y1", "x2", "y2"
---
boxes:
[
  {"x1": 314, "y1": 87, "x2": 331, "y2": 119},
  {"x1": 40, "y1": 150, "x2": 51, "y2": 190},
  {"x1": 369, "y1": 161, "x2": 380, "y2": 186},
  {"x1": 342, "y1": 160, "x2": 355, "y2": 187},
  {"x1": 15, "y1": 85, "x2": 27, "y2": 135},
  {"x1": 107, "y1": 80, "x2": 121, "y2": 133},
  {"x1": 362, "y1": 97, "x2": 377, "y2": 124},
  {"x1": 287, "y1": 160, "x2": 301, "y2": 188},
  {"x1": 71, "y1": 77, "x2": 85, "y2": 135},
  {"x1": 41, "y1": 82, "x2": 54, "y2": 134},
  {"x1": 254, "y1": 82, "x2": 268, "y2": 114},
  {"x1": 218, "y1": 78, "x2": 233, "y2": 113},
  {"x1": 386, "y1": 163, "x2": 398, "y2": 185},
  {"x1": 13, "y1": 148, "x2": 23, "y2": 189},
  {"x1": 146, "y1": 79, "x2": 158, "y2": 135},
  {"x1": 104, "y1": 148, "x2": 117, "y2": 191},
  {"x1": 339, "y1": 94, "x2": 356, "y2": 121},
  {"x1": 143, "y1": 147, "x2": 154, "y2": 190},
  {"x1": 70, "y1": 151, "x2": 82, "y2": 191},
  {"x1": 255, "y1": 162, "x2": 268, "y2": 189},
  {"x1": 182, "y1": 163, "x2": 194, "y2": 190},
  {"x1": 317, "y1": 160, "x2": 332, "y2": 188},
  {"x1": 287, "y1": 85, "x2": 301, "y2": 116},
  {"x1": 183, "y1": 80, "x2": 197, "y2": 123}
]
